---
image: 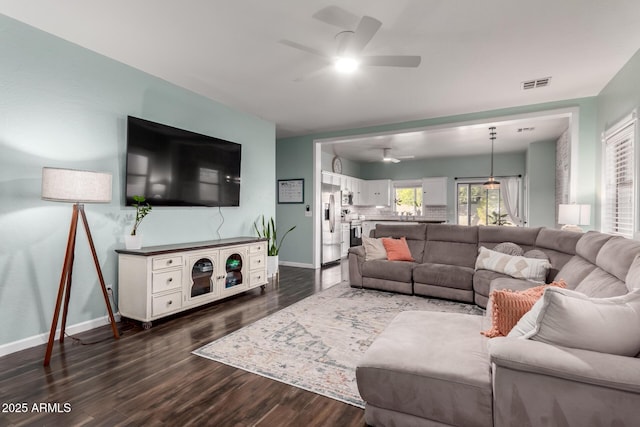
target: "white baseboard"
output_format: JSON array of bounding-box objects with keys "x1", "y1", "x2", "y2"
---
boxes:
[
  {"x1": 279, "y1": 260, "x2": 314, "y2": 269},
  {"x1": 0, "y1": 313, "x2": 121, "y2": 358}
]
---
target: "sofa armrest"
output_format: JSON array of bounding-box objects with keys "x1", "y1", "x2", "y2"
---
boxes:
[
  {"x1": 348, "y1": 246, "x2": 365, "y2": 288},
  {"x1": 489, "y1": 337, "x2": 640, "y2": 427},
  {"x1": 348, "y1": 245, "x2": 365, "y2": 258},
  {"x1": 489, "y1": 337, "x2": 640, "y2": 393}
]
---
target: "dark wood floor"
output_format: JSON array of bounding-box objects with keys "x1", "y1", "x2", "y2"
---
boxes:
[{"x1": 0, "y1": 262, "x2": 365, "y2": 426}]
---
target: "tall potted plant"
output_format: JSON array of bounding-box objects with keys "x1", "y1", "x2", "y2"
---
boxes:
[
  {"x1": 254, "y1": 215, "x2": 296, "y2": 276},
  {"x1": 125, "y1": 195, "x2": 152, "y2": 249}
]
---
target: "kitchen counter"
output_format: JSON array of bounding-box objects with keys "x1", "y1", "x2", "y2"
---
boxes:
[{"x1": 362, "y1": 217, "x2": 447, "y2": 224}]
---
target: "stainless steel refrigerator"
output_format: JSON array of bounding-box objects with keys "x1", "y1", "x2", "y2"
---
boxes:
[{"x1": 321, "y1": 182, "x2": 342, "y2": 265}]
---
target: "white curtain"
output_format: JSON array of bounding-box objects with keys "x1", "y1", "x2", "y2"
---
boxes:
[{"x1": 500, "y1": 177, "x2": 524, "y2": 226}]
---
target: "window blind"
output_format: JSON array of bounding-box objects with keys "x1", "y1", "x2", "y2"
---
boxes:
[{"x1": 603, "y1": 116, "x2": 636, "y2": 237}]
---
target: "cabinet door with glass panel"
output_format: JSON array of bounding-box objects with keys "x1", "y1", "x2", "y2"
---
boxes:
[
  {"x1": 187, "y1": 251, "x2": 221, "y2": 305},
  {"x1": 220, "y1": 246, "x2": 249, "y2": 296}
]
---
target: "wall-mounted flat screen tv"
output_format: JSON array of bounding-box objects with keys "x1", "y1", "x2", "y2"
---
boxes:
[{"x1": 125, "y1": 116, "x2": 241, "y2": 207}]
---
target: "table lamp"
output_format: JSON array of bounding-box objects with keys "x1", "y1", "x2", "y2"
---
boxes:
[
  {"x1": 41, "y1": 167, "x2": 119, "y2": 366},
  {"x1": 558, "y1": 204, "x2": 591, "y2": 232}
]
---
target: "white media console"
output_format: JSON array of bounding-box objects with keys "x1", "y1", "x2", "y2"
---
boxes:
[{"x1": 115, "y1": 237, "x2": 268, "y2": 328}]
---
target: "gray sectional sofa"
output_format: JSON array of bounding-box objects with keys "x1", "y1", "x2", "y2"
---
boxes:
[{"x1": 349, "y1": 223, "x2": 640, "y2": 427}]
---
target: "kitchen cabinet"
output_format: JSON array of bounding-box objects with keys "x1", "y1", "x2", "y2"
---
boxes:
[
  {"x1": 321, "y1": 171, "x2": 390, "y2": 206},
  {"x1": 364, "y1": 179, "x2": 391, "y2": 206},
  {"x1": 422, "y1": 177, "x2": 448, "y2": 206},
  {"x1": 351, "y1": 177, "x2": 365, "y2": 205}
]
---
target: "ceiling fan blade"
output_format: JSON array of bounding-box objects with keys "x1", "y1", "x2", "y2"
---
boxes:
[
  {"x1": 362, "y1": 55, "x2": 422, "y2": 67},
  {"x1": 279, "y1": 39, "x2": 329, "y2": 59},
  {"x1": 346, "y1": 16, "x2": 382, "y2": 55},
  {"x1": 312, "y1": 6, "x2": 359, "y2": 29},
  {"x1": 293, "y1": 66, "x2": 332, "y2": 82}
]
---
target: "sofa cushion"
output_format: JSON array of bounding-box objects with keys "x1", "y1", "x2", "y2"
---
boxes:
[
  {"x1": 481, "y1": 281, "x2": 566, "y2": 338},
  {"x1": 575, "y1": 231, "x2": 614, "y2": 264},
  {"x1": 595, "y1": 236, "x2": 640, "y2": 282},
  {"x1": 475, "y1": 247, "x2": 550, "y2": 282},
  {"x1": 626, "y1": 254, "x2": 640, "y2": 291},
  {"x1": 413, "y1": 263, "x2": 475, "y2": 291},
  {"x1": 382, "y1": 237, "x2": 414, "y2": 261},
  {"x1": 356, "y1": 311, "x2": 492, "y2": 427},
  {"x1": 473, "y1": 269, "x2": 511, "y2": 299},
  {"x1": 555, "y1": 256, "x2": 597, "y2": 289},
  {"x1": 361, "y1": 259, "x2": 415, "y2": 283},
  {"x1": 574, "y1": 268, "x2": 629, "y2": 298},
  {"x1": 535, "y1": 228, "x2": 581, "y2": 256},
  {"x1": 509, "y1": 288, "x2": 640, "y2": 357},
  {"x1": 478, "y1": 226, "x2": 540, "y2": 251},
  {"x1": 362, "y1": 236, "x2": 387, "y2": 261},
  {"x1": 423, "y1": 224, "x2": 478, "y2": 268}
]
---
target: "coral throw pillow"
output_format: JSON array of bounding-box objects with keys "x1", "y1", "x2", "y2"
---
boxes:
[
  {"x1": 481, "y1": 280, "x2": 567, "y2": 338},
  {"x1": 381, "y1": 237, "x2": 415, "y2": 262}
]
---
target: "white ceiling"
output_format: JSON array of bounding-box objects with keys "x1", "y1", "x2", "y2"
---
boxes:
[
  {"x1": 322, "y1": 115, "x2": 570, "y2": 162},
  {"x1": 2, "y1": 0, "x2": 639, "y2": 159}
]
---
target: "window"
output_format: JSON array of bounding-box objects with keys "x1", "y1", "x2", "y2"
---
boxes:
[
  {"x1": 602, "y1": 111, "x2": 636, "y2": 238},
  {"x1": 456, "y1": 182, "x2": 510, "y2": 226},
  {"x1": 393, "y1": 181, "x2": 422, "y2": 215}
]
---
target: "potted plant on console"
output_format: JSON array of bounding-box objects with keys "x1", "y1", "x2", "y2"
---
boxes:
[
  {"x1": 125, "y1": 195, "x2": 152, "y2": 250},
  {"x1": 254, "y1": 215, "x2": 296, "y2": 277}
]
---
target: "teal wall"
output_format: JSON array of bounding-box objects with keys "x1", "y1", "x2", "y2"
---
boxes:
[
  {"x1": 360, "y1": 152, "x2": 526, "y2": 224},
  {"x1": 277, "y1": 97, "x2": 597, "y2": 266},
  {"x1": 0, "y1": 15, "x2": 275, "y2": 348},
  {"x1": 526, "y1": 141, "x2": 557, "y2": 228}
]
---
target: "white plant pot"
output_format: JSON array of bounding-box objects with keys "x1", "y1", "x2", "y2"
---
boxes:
[
  {"x1": 125, "y1": 234, "x2": 143, "y2": 250},
  {"x1": 267, "y1": 255, "x2": 279, "y2": 276}
]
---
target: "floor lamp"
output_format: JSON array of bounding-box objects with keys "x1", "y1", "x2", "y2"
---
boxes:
[{"x1": 41, "y1": 167, "x2": 120, "y2": 367}]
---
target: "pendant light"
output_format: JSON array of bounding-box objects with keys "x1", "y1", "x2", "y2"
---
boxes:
[{"x1": 484, "y1": 126, "x2": 500, "y2": 189}]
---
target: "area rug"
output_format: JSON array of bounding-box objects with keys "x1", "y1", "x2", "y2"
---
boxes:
[{"x1": 193, "y1": 283, "x2": 484, "y2": 408}]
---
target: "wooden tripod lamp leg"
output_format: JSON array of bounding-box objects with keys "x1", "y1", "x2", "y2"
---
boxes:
[
  {"x1": 44, "y1": 204, "x2": 80, "y2": 367},
  {"x1": 78, "y1": 205, "x2": 120, "y2": 340}
]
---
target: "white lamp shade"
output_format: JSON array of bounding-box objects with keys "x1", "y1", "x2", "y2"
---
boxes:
[
  {"x1": 558, "y1": 204, "x2": 591, "y2": 226},
  {"x1": 42, "y1": 167, "x2": 112, "y2": 203}
]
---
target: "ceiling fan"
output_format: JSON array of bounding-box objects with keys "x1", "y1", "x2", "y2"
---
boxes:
[
  {"x1": 279, "y1": 6, "x2": 421, "y2": 78},
  {"x1": 382, "y1": 148, "x2": 414, "y2": 163}
]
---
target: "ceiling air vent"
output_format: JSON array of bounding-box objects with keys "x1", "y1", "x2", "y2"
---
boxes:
[
  {"x1": 517, "y1": 127, "x2": 535, "y2": 133},
  {"x1": 522, "y1": 77, "x2": 551, "y2": 90}
]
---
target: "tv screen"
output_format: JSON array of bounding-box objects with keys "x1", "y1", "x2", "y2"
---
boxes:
[{"x1": 125, "y1": 116, "x2": 241, "y2": 207}]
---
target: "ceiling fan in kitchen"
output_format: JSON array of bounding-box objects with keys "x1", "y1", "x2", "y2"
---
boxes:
[
  {"x1": 279, "y1": 6, "x2": 421, "y2": 79},
  {"x1": 382, "y1": 148, "x2": 414, "y2": 163}
]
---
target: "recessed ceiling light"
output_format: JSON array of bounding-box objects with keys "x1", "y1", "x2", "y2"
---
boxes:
[{"x1": 334, "y1": 57, "x2": 359, "y2": 73}]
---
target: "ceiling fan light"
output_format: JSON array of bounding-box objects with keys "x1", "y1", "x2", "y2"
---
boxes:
[{"x1": 334, "y1": 56, "x2": 359, "y2": 73}]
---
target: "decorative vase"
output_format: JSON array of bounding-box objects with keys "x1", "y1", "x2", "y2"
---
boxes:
[
  {"x1": 267, "y1": 255, "x2": 279, "y2": 277},
  {"x1": 125, "y1": 234, "x2": 142, "y2": 250}
]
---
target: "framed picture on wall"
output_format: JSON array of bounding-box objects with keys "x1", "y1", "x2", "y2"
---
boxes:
[{"x1": 277, "y1": 179, "x2": 304, "y2": 204}]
